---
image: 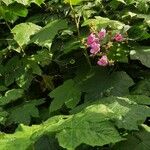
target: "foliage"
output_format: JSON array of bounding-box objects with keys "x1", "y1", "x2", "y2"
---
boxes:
[{"x1": 0, "y1": 0, "x2": 149, "y2": 149}]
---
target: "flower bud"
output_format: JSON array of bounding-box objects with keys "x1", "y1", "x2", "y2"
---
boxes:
[
  {"x1": 98, "y1": 28, "x2": 106, "y2": 40},
  {"x1": 97, "y1": 55, "x2": 109, "y2": 66},
  {"x1": 114, "y1": 33, "x2": 123, "y2": 42}
]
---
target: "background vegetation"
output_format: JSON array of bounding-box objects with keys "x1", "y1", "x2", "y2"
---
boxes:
[{"x1": 0, "y1": 0, "x2": 150, "y2": 149}]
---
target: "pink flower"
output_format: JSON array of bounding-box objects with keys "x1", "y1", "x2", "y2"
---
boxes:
[
  {"x1": 90, "y1": 42, "x2": 100, "y2": 55},
  {"x1": 114, "y1": 33, "x2": 123, "y2": 42},
  {"x1": 87, "y1": 33, "x2": 99, "y2": 45},
  {"x1": 98, "y1": 28, "x2": 106, "y2": 40},
  {"x1": 97, "y1": 55, "x2": 109, "y2": 66}
]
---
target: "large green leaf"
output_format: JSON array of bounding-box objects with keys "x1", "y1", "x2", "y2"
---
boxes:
[
  {"x1": 126, "y1": 95, "x2": 150, "y2": 105},
  {"x1": 101, "y1": 97, "x2": 150, "y2": 130},
  {"x1": 0, "y1": 3, "x2": 28, "y2": 22},
  {"x1": 12, "y1": 22, "x2": 41, "y2": 47},
  {"x1": 130, "y1": 79, "x2": 150, "y2": 97},
  {"x1": 113, "y1": 125, "x2": 150, "y2": 150},
  {"x1": 4, "y1": 56, "x2": 41, "y2": 88},
  {"x1": 56, "y1": 104, "x2": 123, "y2": 150},
  {"x1": 0, "y1": 103, "x2": 123, "y2": 150},
  {"x1": 30, "y1": 20, "x2": 68, "y2": 49},
  {"x1": 49, "y1": 79, "x2": 81, "y2": 112},
  {"x1": 82, "y1": 16, "x2": 125, "y2": 30},
  {"x1": 71, "y1": 96, "x2": 150, "y2": 130},
  {"x1": 0, "y1": 89, "x2": 24, "y2": 105},
  {"x1": 0, "y1": 96, "x2": 149, "y2": 149},
  {"x1": 7, "y1": 99, "x2": 44, "y2": 125},
  {"x1": 115, "y1": 102, "x2": 150, "y2": 130},
  {"x1": 80, "y1": 67, "x2": 134, "y2": 101},
  {"x1": 2, "y1": 0, "x2": 45, "y2": 6},
  {"x1": 130, "y1": 46, "x2": 150, "y2": 68},
  {"x1": 0, "y1": 115, "x2": 66, "y2": 150}
]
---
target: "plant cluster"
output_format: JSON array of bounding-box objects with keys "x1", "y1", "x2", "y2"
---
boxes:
[
  {"x1": 86, "y1": 28, "x2": 125, "y2": 66},
  {"x1": 0, "y1": 0, "x2": 150, "y2": 150}
]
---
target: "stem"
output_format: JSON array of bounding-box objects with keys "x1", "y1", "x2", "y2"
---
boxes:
[
  {"x1": 83, "y1": 48, "x2": 92, "y2": 68},
  {"x1": 69, "y1": 2, "x2": 92, "y2": 69},
  {"x1": 6, "y1": 21, "x2": 11, "y2": 31}
]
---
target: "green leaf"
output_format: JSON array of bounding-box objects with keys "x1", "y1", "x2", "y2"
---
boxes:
[
  {"x1": 30, "y1": 20, "x2": 68, "y2": 49},
  {"x1": 113, "y1": 125, "x2": 150, "y2": 150},
  {"x1": 4, "y1": 56, "x2": 23, "y2": 86},
  {"x1": 0, "y1": 108, "x2": 8, "y2": 124},
  {"x1": 6, "y1": 3, "x2": 28, "y2": 17},
  {"x1": 0, "y1": 3, "x2": 28, "y2": 22},
  {"x1": 34, "y1": 135, "x2": 59, "y2": 150},
  {"x1": 130, "y1": 46, "x2": 150, "y2": 67},
  {"x1": 135, "y1": 0, "x2": 149, "y2": 13},
  {"x1": 116, "y1": 0, "x2": 126, "y2": 4},
  {"x1": 7, "y1": 99, "x2": 44, "y2": 125},
  {"x1": 4, "y1": 56, "x2": 41, "y2": 88},
  {"x1": 64, "y1": 0, "x2": 83, "y2": 5},
  {"x1": 126, "y1": 95, "x2": 150, "y2": 105},
  {"x1": 98, "y1": 96, "x2": 150, "y2": 130},
  {"x1": 115, "y1": 103, "x2": 150, "y2": 130},
  {"x1": 22, "y1": 58, "x2": 42, "y2": 75},
  {"x1": 137, "y1": 14, "x2": 150, "y2": 27},
  {"x1": 130, "y1": 79, "x2": 150, "y2": 97},
  {"x1": 56, "y1": 104, "x2": 123, "y2": 149},
  {"x1": 71, "y1": 96, "x2": 150, "y2": 130},
  {"x1": 0, "y1": 89, "x2": 24, "y2": 105},
  {"x1": 63, "y1": 38, "x2": 81, "y2": 54},
  {"x1": 16, "y1": 71, "x2": 33, "y2": 90},
  {"x1": 2, "y1": 0, "x2": 45, "y2": 6},
  {"x1": 108, "y1": 43, "x2": 129, "y2": 62},
  {"x1": 30, "y1": 49, "x2": 52, "y2": 66},
  {"x1": 12, "y1": 22, "x2": 41, "y2": 47},
  {"x1": 82, "y1": 16, "x2": 125, "y2": 30},
  {"x1": 0, "y1": 97, "x2": 148, "y2": 149},
  {"x1": 49, "y1": 79, "x2": 81, "y2": 112},
  {"x1": 128, "y1": 24, "x2": 150, "y2": 40},
  {"x1": 0, "y1": 104, "x2": 123, "y2": 150},
  {"x1": 0, "y1": 116, "x2": 65, "y2": 150},
  {"x1": 80, "y1": 67, "x2": 134, "y2": 101}
]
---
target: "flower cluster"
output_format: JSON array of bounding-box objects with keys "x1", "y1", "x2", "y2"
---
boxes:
[{"x1": 86, "y1": 28, "x2": 124, "y2": 66}]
